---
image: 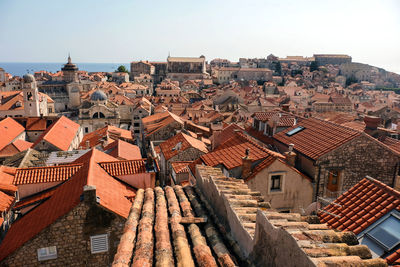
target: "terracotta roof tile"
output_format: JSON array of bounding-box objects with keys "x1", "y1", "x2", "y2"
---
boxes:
[
  {"x1": 0, "y1": 117, "x2": 25, "y2": 151},
  {"x1": 274, "y1": 117, "x2": 361, "y2": 160},
  {"x1": 13, "y1": 163, "x2": 83, "y2": 185},
  {"x1": 13, "y1": 187, "x2": 57, "y2": 209},
  {"x1": 0, "y1": 190, "x2": 14, "y2": 212},
  {"x1": 160, "y1": 132, "x2": 208, "y2": 161},
  {"x1": 379, "y1": 136, "x2": 400, "y2": 154},
  {"x1": 319, "y1": 177, "x2": 400, "y2": 236},
  {"x1": 171, "y1": 161, "x2": 192, "y2": 174},
  {"x1": 112, "y1": 186, "x2": 238, "y2": 267},
  {"x1": 33, "y1": 116, "x2": 81, "y2": 151},
  {"x1": 25, "y1": 117, "x2": 48, "y2": 131},
  {"x1": 0, "y1": 139, "x2": 33, "y2": 157},
  {"x1": 103, "y1": 139, "x2": 142, "y2": 160},
  {"x1": 201, "y1": 132, "x2": 281, "y2": 170},
  {"x1": 0, "y1": 149, "x2": 135, "y2": 261},
  {"x1": 99, "y1": 159, "x2": 147, "y2": 176}
]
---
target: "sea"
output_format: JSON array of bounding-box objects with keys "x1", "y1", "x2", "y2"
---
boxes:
[{"x1": 0, "y1": 62, "x2": 131, "y2": 77}]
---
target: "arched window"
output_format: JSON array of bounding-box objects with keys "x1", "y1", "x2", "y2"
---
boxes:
[{"x1": 93, "y1": 112, "x2": 105, "y2": 118}]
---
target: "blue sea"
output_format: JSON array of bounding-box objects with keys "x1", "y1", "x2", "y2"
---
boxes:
[{"x1": 0, "y1": 62, "x2": 130, "y2": 77}]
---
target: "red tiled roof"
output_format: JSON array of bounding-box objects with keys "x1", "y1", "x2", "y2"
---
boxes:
[
  {"x1": 25, "y1": 117, "x2": 48, "y2": 131},
  {"x1": 252, "y1": 110, "x2": 295, "y2": 124},
  {"x1": 0, "y1": 166, "x2": 16, "y2": 185},
  {"x1": 13, "y1": 187, "x2": 57, "y2": 209},
  {"x1": 274, "y1": 117, "x2": 362, "y2": 160},
  {"x1": 201, "y1": 132, "x2": 280, "y2": 170},
  {"x1": 160, "y1": 132, "x2": 208, "y2": 161},
  {"x1": 0, "y1": 190, "x2": 14, "y2": 212},
  {"x1": 0, "y1": 149, "x2": 135, "y2": 261},
  {"x1": 213, "y1": 123, "x2": 244, "y2": 149},
  {"x1": 13, "y1": 163, "x2": 83, "y2": 185},
  {"x1": 103, "y1": 139, "x2": 142, "y2": 160},
  {"x1": 0, "y1": 140, "x2": 33, "y2": 158},
  {"x1": 171, "y1": 161, "x2": 192, "y2": 174},
  {"x1": 319, "y1": 177, "x2": 400, "y2": 236},
  {"x1": 79, "y1": 125, "x2": 132, "y2": 149},
  {"x1": 33, "y1": 116, "x2": 81, "y2": 151},
  {"x1": 379, "y1": 136, "x2": 400, "y2": 154},
  {"x1": 0, "y1": 117, "x2": 25, "y2": 151},
  {"x1": 244, "y1": 127, "x2": 274, "y2": 145},
  {"x1": 99, "y1": 159, "x2": 147, "y2": 176}
]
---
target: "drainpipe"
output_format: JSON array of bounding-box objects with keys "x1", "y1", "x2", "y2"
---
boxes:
[
  {"x1": 392, "y1": 161, "x2": 399, "y2": 188},
  {"x1": 314, "y1": 164, "x2": 321, "y2": 202}
]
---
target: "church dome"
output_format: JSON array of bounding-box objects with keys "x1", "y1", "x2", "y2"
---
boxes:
[
  {"x1": 90, "y1": 90, "x2": 107, "y2": 101},
  {"x1": 23, "y1": 74, "x2": 35, "y2": 83}
]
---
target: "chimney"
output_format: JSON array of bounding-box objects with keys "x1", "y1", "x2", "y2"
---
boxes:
[
  {"x1": 282, "y1": 104, "x2": 290, "y2": 112},
  {"x1": 83, "y1": 185, "x2": 98, "y2": 204},
  {"x1": 146, "y1": 156, "x2": 154, "y2": 170},
  {"x1": 284, "y1": 144, "x2": 296, "y2": 167},
  {"x1": 197, "y1": 132, "x2": 203, "y2": 140},
  {"x1": 241, "y1": 148, "x2": 252, "y2": 179},
  {"x1": 364, "y1": 116, "x2": 380, "y2": 130},
  {"x1": 86, "y1": 140, "x2": 90, "y2": 149}
]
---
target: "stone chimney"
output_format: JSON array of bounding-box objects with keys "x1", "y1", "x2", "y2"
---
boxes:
[
  {"x1": 83, "y1": 185, "x2": 98, "y2": 204},
  {"x1": 86, "y1": 140, "x2": 90, "y2": 149},
  {"x1": 284, "y1": 144, "x2": 296, "y2": 167},
  {"x1": 241, "y1": 148, "x2": 252, "y2": 179}
]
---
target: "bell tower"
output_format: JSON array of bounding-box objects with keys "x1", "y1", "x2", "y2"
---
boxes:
[
  {"x1": 22, "y1": 74, "x2": 41, "y2": 117},
  {"x1": 62, "y1": 54, "x2": 79, "y2": 82}
]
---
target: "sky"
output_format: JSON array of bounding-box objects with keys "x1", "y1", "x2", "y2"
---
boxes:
[{"x1": 1, "y1": 0, "x2": 399, "y2": 73}]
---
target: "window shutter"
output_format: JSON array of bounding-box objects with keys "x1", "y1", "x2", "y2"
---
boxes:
[{"x1": 90, "y1": 234, "x2": 109, "y2": 254}]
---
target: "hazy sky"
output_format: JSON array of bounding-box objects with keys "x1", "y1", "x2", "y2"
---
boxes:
[{"x1": 1, "y1": 0, "x2": 399, "y2": 73}]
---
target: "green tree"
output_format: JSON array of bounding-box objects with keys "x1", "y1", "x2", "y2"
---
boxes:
[
  {"x1": 346, "y1": 76, "x2": 357, "y2": 86},
  {"x1": 116, "y1": 65, "x2": 129, "y2": 73},
  {"x1": 275, "y1": 62, "x2": 282, "y2": 76},
  {"x1": 310, "y1": 61, "x2": 318, "y2": 72}
]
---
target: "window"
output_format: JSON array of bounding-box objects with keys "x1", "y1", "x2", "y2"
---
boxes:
[
  {"x1": 85, "y1": 127, "x2": 89, "y2": 133},
  {"x1": 90, "y1": 234, "x2": 108, "y2": 254},
  {"x1": 359, "y1": 211, "x2": 400, "y2": 258},
  {"x1": 270, "y1": 175, "x2": 282, "y2": 191},
  {"x1": 37, "y1": 246, "x2": 57, "y2": 261},
  {"x1": 286, "y1": 126, "x2": 305, "y2": 136},
  {"x1": 134, "y1": 123, "x2": 140, "y2": 127}
]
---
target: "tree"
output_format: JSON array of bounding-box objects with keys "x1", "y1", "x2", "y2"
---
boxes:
[
  {"x1": 346, "y1": 76, "x2": 357, "y2": 86},
  {"x1": 275, "y1": 62, "x2": 282, "y2": 76},
  {"x1": 310, "y1": 61, "x2": 318, "y2": 72},
  {"x1": 116, "y1": 65, "x2": 129, "y2": 73}
]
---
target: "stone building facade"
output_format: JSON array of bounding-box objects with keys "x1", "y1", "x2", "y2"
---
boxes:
[
  {"x1": 166, "y1": 56, "x2": 210, "y2": 82},
  {"x1": 275, "y1": 133, "x2": 399, "y2": 200},
  {"x1": 130, "y1": 61, "x2": 155, "y2": 78},
  {"x1": 315, "y1": 134, "x2": 399, "y2": 199},
  {"x1": 160, "y1": 147, "x2": 206, "y2": 185},
  {"x1": 0, "y1": 188, "x2": 125, "y2": 267},
  {"x1": 313, "y1": 54, "x2": 352, "y2": 66}
]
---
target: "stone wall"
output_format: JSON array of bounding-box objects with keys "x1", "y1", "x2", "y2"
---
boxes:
[
  {"x1": 316, "y1": 134, "x2": 399, "y2": 197},
  {"x1": 1, "y1": 190, "x2": 125, "y2": 267},
  {"x1": 195, "y1": 165, "x2": 387, "y2": 267}
]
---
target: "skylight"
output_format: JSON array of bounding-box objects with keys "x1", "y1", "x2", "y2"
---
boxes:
[
  {"x1": 359, "y1": 211, "x2": 400, "y2": 258},
  {"x1": 286, "y1": 126, "x2": 305, "y2": 136}
]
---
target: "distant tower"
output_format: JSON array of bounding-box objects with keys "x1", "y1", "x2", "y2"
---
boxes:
[
  {"x1": 22, "y1": 74, "x2": 41, "y2": 117},
  {"x1": 62, "y1": 54, "x2": 79, "y2": 82}
]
